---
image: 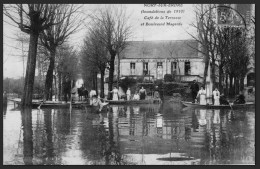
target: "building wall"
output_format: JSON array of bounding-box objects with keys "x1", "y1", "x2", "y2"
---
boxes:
[
  {"x1": 120, "y1": 58, "x2": 204, "y2": 79},
  {"x1": 191, "y1": 60, "x2": 205, "y2": 77}
]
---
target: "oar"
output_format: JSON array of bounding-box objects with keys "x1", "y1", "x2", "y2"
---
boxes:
[
  {"x1": 37, "y1": 94, "x2": 45, "y2": 109},
  {"x1": 37, "y1": 100, "x2": 44, "y2": 109}
]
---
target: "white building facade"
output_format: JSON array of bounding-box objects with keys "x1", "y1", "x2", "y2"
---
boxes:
[{"x1": 116, "y1": 40, "x2": 205, "y2": 83}]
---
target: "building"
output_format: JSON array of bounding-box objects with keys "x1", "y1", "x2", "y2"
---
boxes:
[{"x1": 115, "y1": 40, "x2": 204, "y2": 83}]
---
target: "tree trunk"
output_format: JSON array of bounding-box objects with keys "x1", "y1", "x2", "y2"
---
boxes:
[
  {"x1": 100, "y1": 70, "x2": 105, "y2": 98},
  {"x1": 203, "y1": 53, "x2": 210, "y2": 86},
  {"x1": 95, "y1": 72, "x2": 98, "y2": 96},
  {"x1": 240, "y1": 77, "x2": 244, "y2": 92},
  {"x1": 219, "y1": 64, "x2": 224, "y2": 94},
  {"x1": 234, "y1": 77, "x2": 239, "y2": 95},
  {"x1": 225, "y1": 73, "x2": 228, "y2": 96},
  {"x1": 21, "y1": 32, "x2": 39, "y2": 108},
  {"x1": 117, "y1": 53, "x2": 120, "y2": 88},
  {"x1": 92, "y1": 72, "x2": 95, "y2": 91},
  {"x1": 211, "y1": 59, "x2": 216, "y2": 90},
  {"x1": 58, "y1": 72, "x2": 62, "y2": 101},
  {"x1": 53, "y1": 74, "x2": 56, "y2": 101},
  {"x1": 44, "y1": 49, "x2": 56, "y2": 101},
  {"x1": 108, "y1": 52, "x2": 116, "y2": 100},
  {"x1": 229, "y1": 75, "x2": 233, "y2": 97}
]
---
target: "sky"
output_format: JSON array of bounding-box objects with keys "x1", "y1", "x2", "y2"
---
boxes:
[{"x1": 3, "y1": 4, "x2": 197, "y2": 79}]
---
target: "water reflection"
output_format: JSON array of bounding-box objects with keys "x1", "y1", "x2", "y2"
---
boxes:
[
  {"x1": 21, "y1": 108, "x2": 33, "y2": 165},
  {"x1": 3, "y1": 101, "x2": 255, "y2": 165}
]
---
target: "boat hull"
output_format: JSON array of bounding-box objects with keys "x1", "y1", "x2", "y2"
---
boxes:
[
  {"x1": 8, "y1": 98, "x2": 94, "y2": 109},
  {"x1": 181, "y1": 101, "x2": 255, "y2": 109},
  {"x1": 104, "y1": 99, "x2": 161, "y2": 105}
]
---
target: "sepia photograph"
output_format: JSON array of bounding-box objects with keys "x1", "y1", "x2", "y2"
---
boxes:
[{"x1": 3, "y1": 3, "x2": 255, "y2": 165}]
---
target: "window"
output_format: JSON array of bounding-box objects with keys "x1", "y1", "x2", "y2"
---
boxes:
[
  {"x1": 143, "y1": 62, "x2": 148, "y2": 75},
  {"x1": 130, "y1": 63, "x2": 135, "y2": 69},
  {"x1": 171, "y1": 62, "x2": 177, "y2": 74},
  {"x1": 130, "y1": 62, "x2": 135, "y2": 75},
  {"x1": 157, "y1": 62, "x2": 163, "y2": 68},
  {"x1": 157, "y1": 62, "x2": 163, "y2": 79},
  {"x1": 185, "y1": 61, "x2": 191, "y2": 75}
]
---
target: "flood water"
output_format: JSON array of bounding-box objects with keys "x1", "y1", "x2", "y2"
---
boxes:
[{"x1": 3, "y1": 101, "x2": 255, "y2": 165}]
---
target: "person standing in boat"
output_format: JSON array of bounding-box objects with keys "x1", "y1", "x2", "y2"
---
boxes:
[
  {"x1": 212, "y1": 88, "x2": 220, "y2": 105},
  {"x1": 126, "y1": 88, "x2": 131, "y2": 100},
  {"x1": 63, "y1": 78, "x2": 71, "y2": 103},
  {"x1": 110, "y1": 86, "x2": 119, "y2": 101},
  {"x1": 190, "y1": 80, "x2": 199, "y2": 103},
  {"x1": 154, "y1": 86, "x2": 160, "y2": 99},
  {"x1": 89, "y1": 88, "x2": 97, "y2": 105},
  {"x1": 133, "y1": 91, "x2": 140, "y2": 100},
  {"x1": 139, "y1": 86, "x2": 147, "y2": 100},
  {"x1": 197, "y1": 86, "x2": 207, "y2": 105}
]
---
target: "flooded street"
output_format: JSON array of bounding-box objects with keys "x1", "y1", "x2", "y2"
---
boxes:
[{"x1": 3, "y1": 101, "x2": 255, "y2": 165}]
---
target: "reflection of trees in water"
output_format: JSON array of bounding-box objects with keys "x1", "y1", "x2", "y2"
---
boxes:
[
  {"x1": 200, "y1": 109, "x2": 255, "y2": 164},
  {"x1": 21, "y1": 108, "x2": 33, "y2": 165},
  {"x1": 81, "y1": 107, "x2": 136, "y2": 165},
  {"x1": 42, "y1": 109, "x2": 55, "y2": 164},
  {"x1": 191, "y1": 110, "x2": 199, "y2": 132},
  {"x1": 30, "y1": 109, "x2": 71, "y2": 164}
]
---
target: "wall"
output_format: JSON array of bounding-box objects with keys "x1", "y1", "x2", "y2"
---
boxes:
[{"x1": 120, "y1": 58, "x2": 204, "y2": 80}]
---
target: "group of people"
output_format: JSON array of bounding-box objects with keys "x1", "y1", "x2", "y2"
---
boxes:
[
  {"x1": 109, "y1": 86, "x2": 148, "y2": 101},
  {"x1": 190, "y1": 80, "x2": 245, "y2": 105},
  {"x1": 132, "y1": 87, "x2": 147, "y2": 101}
]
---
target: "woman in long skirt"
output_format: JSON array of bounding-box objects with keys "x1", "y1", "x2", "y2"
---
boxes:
[
  {"x1": 213, "y1": 88, "x2": 220, "y2": 105},
  {"x1": 197, "y1": 86, "x2": 207, "y2": 105},
  {"x1": 126, "y1": 88, "x2": 131, "y2": 100},
  {"x1": 111, "y1": 86, "x2": 119, "y2": 101}
]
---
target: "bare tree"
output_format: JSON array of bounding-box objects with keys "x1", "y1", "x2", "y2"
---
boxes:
[
  {"x1": 39, "y1": 4, "x2": 82, "y2": 100},
  {"x1": 56, "y1": 44, "x2": 79, "y2": 100},
  {"x1": 81, "y1": 28, "x2": 109, "y2": 98},
  {"x1": 89, "y1": 5, "x2": 132, "y2": 99},
  {"x1": 16, "y1": 33, "x2": 29, "y2": 78},
  {"x1": 215, "y1": 27, "x2": 230, "y2": 94},
  {"x1": 187, "y1": 4, "x2": 218, "y2": 88},
  {"x1": 3, "y1": 4, "x2": 64, "y2": 107}
]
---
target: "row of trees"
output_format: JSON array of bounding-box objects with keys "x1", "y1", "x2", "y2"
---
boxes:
[
  {"x1": 80, "y1": 6, "x2": 132, "y2": 99},
  {"x1": 189, "y1": 4, "x2": 254, "y2": 96},
  {"x1": 4, "y1": 4, "x2": 83, "y2": 107},
  {"x1": 4, "y1": 4, "x2": 132, "y2": 108}
]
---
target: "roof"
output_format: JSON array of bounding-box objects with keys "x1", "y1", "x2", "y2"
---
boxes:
[{"x1": 121, "y1": 40, "x2": 199, "y2": 59}]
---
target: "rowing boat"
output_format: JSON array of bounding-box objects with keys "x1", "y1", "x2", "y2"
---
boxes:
[
  {"x1": 8, "y1": 98, "x2": 100, "y2": 109},
  {"x1": 181, "y1": 101, "x2": 255, "y2": 109},
  {"x1": 103, "y1": 99, "x2": 161, "y2": 105}
]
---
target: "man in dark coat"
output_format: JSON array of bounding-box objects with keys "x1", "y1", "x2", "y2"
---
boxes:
[
  {"x1": 63, "y1": 77, "x2": 71, "y2": 102},
  {"x1": 190, "y1": 80, "x2": 199, "y2": 103}
]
